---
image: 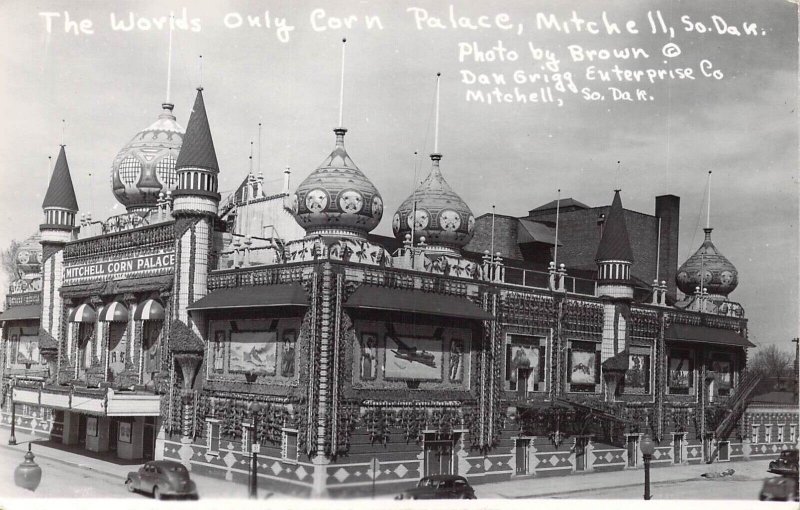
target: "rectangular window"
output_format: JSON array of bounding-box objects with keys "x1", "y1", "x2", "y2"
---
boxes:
[
  {"x1": 790, "y1": 425, "x2": 797, "y2": 443},
  {"x1": 709, "y1": 352, "x2": 734, "y2": 397},
  {"x1": 207, "y1": 419, "x2": 220, "y2": 454},
  {"x1": 751, "y1": 425, "x2": 759, "y2": 444},
  {"x1": 765, "y1": 424, "x2": 773, "y2": 444},
  {"x1": 622, "y1": 347, "x2": 651, "y2": 395},
  {"x1": 718, "y1": 441, "x2": 730, "y2": 462},
  {"x1": 778, "y1": 425, "x2": 785, "y2": 443},
  {"x1": 506, "y1": 334, "x2": 547, "y2": 394},
  {"x1": 282, "y1": 429, "x2": 298, "y2": 463},
  {"x1": 567, "y1": 340, "x2": 600, "y2": 393},
  {"x1": 667, "y1": 348, "x2": 694, "y2": 395}
]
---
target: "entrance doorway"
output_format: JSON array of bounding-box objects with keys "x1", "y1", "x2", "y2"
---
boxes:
[
  {"x1": 626, "y1": 435, "x2": 639, "y2": 467},
  {"x1": 143, "y1": 417, "x2": 156, "y2": 460},
  {"x1": 424, "y1": 434, "x2": 454, "y2": 476},
  {"x1": 673, "y1": 433, "x2": 683, "y2": 464},
  {"x1": 575, "y1": 437, "x2": 590, "y2": 471},
  {"x1": 78, "y1": 414, "x2": 87, "y2": 448},
  {"x1": 515, "y1": 438, "x2": 531, "y2": 475}
]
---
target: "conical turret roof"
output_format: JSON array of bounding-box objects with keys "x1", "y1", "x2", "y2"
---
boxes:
[
  {"x1": 176, "y1": 89, "x2": 218, "y2": 172},
  {"x1": 42, "y1": 145, "x2": 79, "y2": 212},
  {"x1": 595, "y1": 190, "x2": 634, "y2": 262}
]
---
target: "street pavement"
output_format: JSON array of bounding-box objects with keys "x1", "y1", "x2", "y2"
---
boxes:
[{"x1": 0, "y1": 428, "x2": 791, "y2": 505}]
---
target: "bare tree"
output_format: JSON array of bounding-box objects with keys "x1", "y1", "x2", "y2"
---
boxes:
[
  {"x1": 749, "y1": 344, "x2": 794, "y2": 377},
  {"x1": 0, "y1": 239, "x2": 22, "y2": 282}
]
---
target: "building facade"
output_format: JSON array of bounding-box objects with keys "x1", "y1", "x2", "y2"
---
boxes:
[{"x1": 2, "y1": 83, "x2": 796, "y2": 498}]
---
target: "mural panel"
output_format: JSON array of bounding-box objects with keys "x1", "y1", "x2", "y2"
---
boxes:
[
  {"x1": 230, "y1": 331, "x2": 278, "y2": 375},
  {"x1": 385, "y1": 334, "x2": 443, "y2": 381},
  {"x1": 624, "y1": 353, "x2": 650, "y2": 394},
  {"x1": 570, "y1": 348, "x2": 596, "y2": 384}
]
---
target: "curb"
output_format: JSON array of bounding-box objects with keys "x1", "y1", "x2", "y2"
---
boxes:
[
  {"x1": 1, "y1": 441, "x2": 127, "y2": 483},
  {"x1": 500, "y1": 476, "x2": 699, "y2": 499}
]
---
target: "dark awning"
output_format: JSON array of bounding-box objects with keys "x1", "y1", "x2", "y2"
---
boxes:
[
  {"x1": 665, "y1": 323, "x2": 755, "y2": 348},
  {"x1": 344, "y1": 286, "x2": 494, "y2": 321},
  {"x1": 0, "y1": 305, "x2": 41, "y2": 322},
  {"x1": 187, "y1": 283, "x2": 308, "y2": 311},
  {"x1": 517, "y1": 219, "x2": 562, "y2": 246}
]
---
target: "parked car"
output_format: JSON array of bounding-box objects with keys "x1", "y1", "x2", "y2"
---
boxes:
[
  {"x1": 768, "y1": 448, "x2": 799, "y2": 475},
  {"x1": 395, "y1": 475, "x2": 477, "y2": 500},
  {"x1": 126, "y1": 460, "x2": 198, "y2": 500},
  {"x1": 759, "y1": 474, "x2": 799, "y2": 502}
]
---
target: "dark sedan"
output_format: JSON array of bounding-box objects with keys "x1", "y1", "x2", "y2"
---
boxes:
[
  {"x1": 126, "y1": 460, "x2": 198, "y2": 500},
  {"x1": 395, "y1": 475, "x2": 477, "y2": 500},
  {"x1": 759, "y1": 474, "x2": 799, "y2": 502},
  {"x1": 768, "y1": 448, "x2": 799, "y2": 476}
]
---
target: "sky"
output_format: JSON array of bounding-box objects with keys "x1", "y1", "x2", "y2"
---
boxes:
[{"x1": 0, "y1": 0, "x2": 796, "y2": 353}]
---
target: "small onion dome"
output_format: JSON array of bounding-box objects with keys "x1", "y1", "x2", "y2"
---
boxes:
[
  {"x1": 293, "y1": 128, "x2": 383, "y2": 237},
  {"x1": 111, "y1": 103, "x2": 184, "y2": 213},
  {"x1": 392, "y1": 153, "x2": 475, "y2": 254},
  {"x1": 676, "y1": 228, "x2": 738, "y2": 298},
  {"x1": 15, "y1": 233, "x2": 42, "y2": 275}
]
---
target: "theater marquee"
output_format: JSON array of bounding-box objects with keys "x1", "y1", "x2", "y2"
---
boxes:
[{"x1": 63, "y1": 251, "x2": 176, "y2": 284}]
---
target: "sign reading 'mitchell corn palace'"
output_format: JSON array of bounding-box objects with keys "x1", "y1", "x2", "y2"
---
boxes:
[{"x1": 63, "y1": 250, "x2": 175, "y2": 285}]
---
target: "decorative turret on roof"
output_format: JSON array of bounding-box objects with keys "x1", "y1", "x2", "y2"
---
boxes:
[
  {"x1": 291, "y1": 39, "x2": 383, "y2": 240},
  {"x1": 595, "y1": 190, "x2": 634, "y2": 299},
  {"x1": 393, "y1": 154, "x2": 475, "y2": 255},
  {"x1": 172, "y1": 88, "x2": 221, "y2": 216},
  {"x1": 676, "y1": 228, "x2": 738, "y2": 298},
  {"x1": 40, "y1": 145, "x2": 79, "y2": 244},
  {"x1": 43, "y1": 146, "x2": 79, "y2": 212},
  {"x1": 111, "y1": 103, "x2": 184, "y2": 213},
  {"x1": 292, "y1": 128, "x2": 383, "y2": 239}
]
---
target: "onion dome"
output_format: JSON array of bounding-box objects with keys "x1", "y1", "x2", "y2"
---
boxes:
[
  {"x1": 15, "y1": 234, "x2": 42, "y2": 276},
  {"x1": 111, "y1": 103, "x2": 184, "y2": 213},
  {"x1": 293, "y1": 128, "x2": 383, "y2": 238},
  {"x1": 676, "y1": 228, "x2": 738, "y2": 298},
  {"x1": 392, "y1": 154, "x2": 475, "y2": 254}
]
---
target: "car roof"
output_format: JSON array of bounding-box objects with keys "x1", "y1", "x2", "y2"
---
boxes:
[
  {"x1": 422, "y1": 475, "x2": 467, "y2": 481},
  {"x1": 146, "y1": 460, "x2": 186, "y2": 468}
]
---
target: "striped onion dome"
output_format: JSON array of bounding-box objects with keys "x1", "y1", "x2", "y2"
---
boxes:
[
  {"x1": 111, "y1": 103, "x2": 184, "y2": 213},
  {"x1": 676, "y1": 228, "x2": 738, "y2": 298},
  {"x1": 393, "y1": 154, "x2": 475, "y2": 254},
  {"x1": 292, "y1": 128, "x2": 383, "y2": 238}
]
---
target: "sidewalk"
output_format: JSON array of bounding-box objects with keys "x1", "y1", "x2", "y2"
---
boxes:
[
  {"x1": 473, "y1": 458, "x2": 774, "y2": 498},
  {"x1": 1, "y1": 428, "x2": 775, "y2": 500},
  {"x1": 0, "y1": 430, "x2": 290, "y2": 500}
]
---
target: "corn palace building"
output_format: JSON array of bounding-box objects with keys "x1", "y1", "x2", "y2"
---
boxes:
[{"x1": 1, "y1": 85, "x2": 798, "y2": 497}]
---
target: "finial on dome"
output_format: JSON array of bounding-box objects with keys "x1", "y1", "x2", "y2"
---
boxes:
[
  {"x1": 434, "y1": 72, "x2": 441, "y2": 154},
  {"x1": 197, "y1": 55, "x2": 204, "y2": 91},
  {"x1": 166, "y1": 15, "x2": 174, "y2": 104},
  {"x1": 338, "y1": 38, "x2": 347, "y2": 128},
  {"x1": 706, "y1": 170, "x2": 712, "y2": 229}
]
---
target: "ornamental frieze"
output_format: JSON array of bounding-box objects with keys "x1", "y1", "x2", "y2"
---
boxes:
[{"x1": 64, "y1": 222, "x2": 175, "y2": 259}]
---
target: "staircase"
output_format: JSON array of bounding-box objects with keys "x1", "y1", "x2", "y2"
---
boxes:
[{"x1": 706, "y1": 370, "x2": 763, "y2": 463}]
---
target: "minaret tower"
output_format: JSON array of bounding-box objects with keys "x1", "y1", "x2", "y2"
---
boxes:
[
  {"x1": 595, "y1": 190, "x2": 635, "y2": 368},
  {"x1": 595, "y1": 190, "x2": 635, "y2": 299},
  {"x1": 40, "y1": 145, "x2": 80, "y2": 344},
  {"x1": 171, "y1": 85, "x2": 221, "y2": 328}
]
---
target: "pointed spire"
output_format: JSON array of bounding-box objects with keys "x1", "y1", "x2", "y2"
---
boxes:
[
  {"x1": 42, "y1": 145, "x2": 79, "y2": 211},
  {"x1": 175, "y1": 88, "x2": 219, "y2": 172},
  {"x1": 595, "y1": 190, "x2": 634, "y2": 262}
]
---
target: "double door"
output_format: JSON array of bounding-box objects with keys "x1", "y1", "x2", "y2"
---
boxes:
[{"x1": 425, "y1": 439, "x2": 454, "y2": 476}]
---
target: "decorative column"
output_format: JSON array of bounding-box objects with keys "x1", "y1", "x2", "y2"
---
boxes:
[
  {"x1": 169, "y1": 320, "x2": 205, "y2": 441},
  {"x1": 38, "y1": 331, "x2": 59, "y2": 384}
]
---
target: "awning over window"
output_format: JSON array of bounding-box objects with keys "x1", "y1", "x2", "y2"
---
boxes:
[
  {"x1": 0, "y1": 305, "x2": 41, "y2": 322},
  {"x1": 68, "y1": 303, "x2": 97, "y2": 323},
  {"x1": 344, "y1": 286, "x2": 494, "y2": 321},
  {"x1": 187, "y1": 283, "x2": 308, "y2": 311},
  {"x1": 98, "y1": 301, "x2": 129, "y2": 322},
  {"x1": 665, "y1": 323, "x2": 755, "y2": 348},
  {"x1": 133, "y1": 299, "x2": 165, "y2": 321}
]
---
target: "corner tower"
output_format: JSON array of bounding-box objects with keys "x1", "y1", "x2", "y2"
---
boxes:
[
  {"x1": 171, "y1": 88, "x2": 220, "y2": 327},
  {"x1": 39, "y1": 145, "x2": 79, "y2": 342},
  {"x1": 595, "y1": 190, "x2": 635, "y2": 299}
]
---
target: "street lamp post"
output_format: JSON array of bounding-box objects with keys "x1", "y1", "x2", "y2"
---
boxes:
[
  {"x1": 9, "y1": 399, "x2": 17, "y2": 445},
  {"x1": 249, "y1": 403, "x2": 262, "y2": 499},
  {"x1": 640, "y1": 434, "x2": 655, "y2": 500}
]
